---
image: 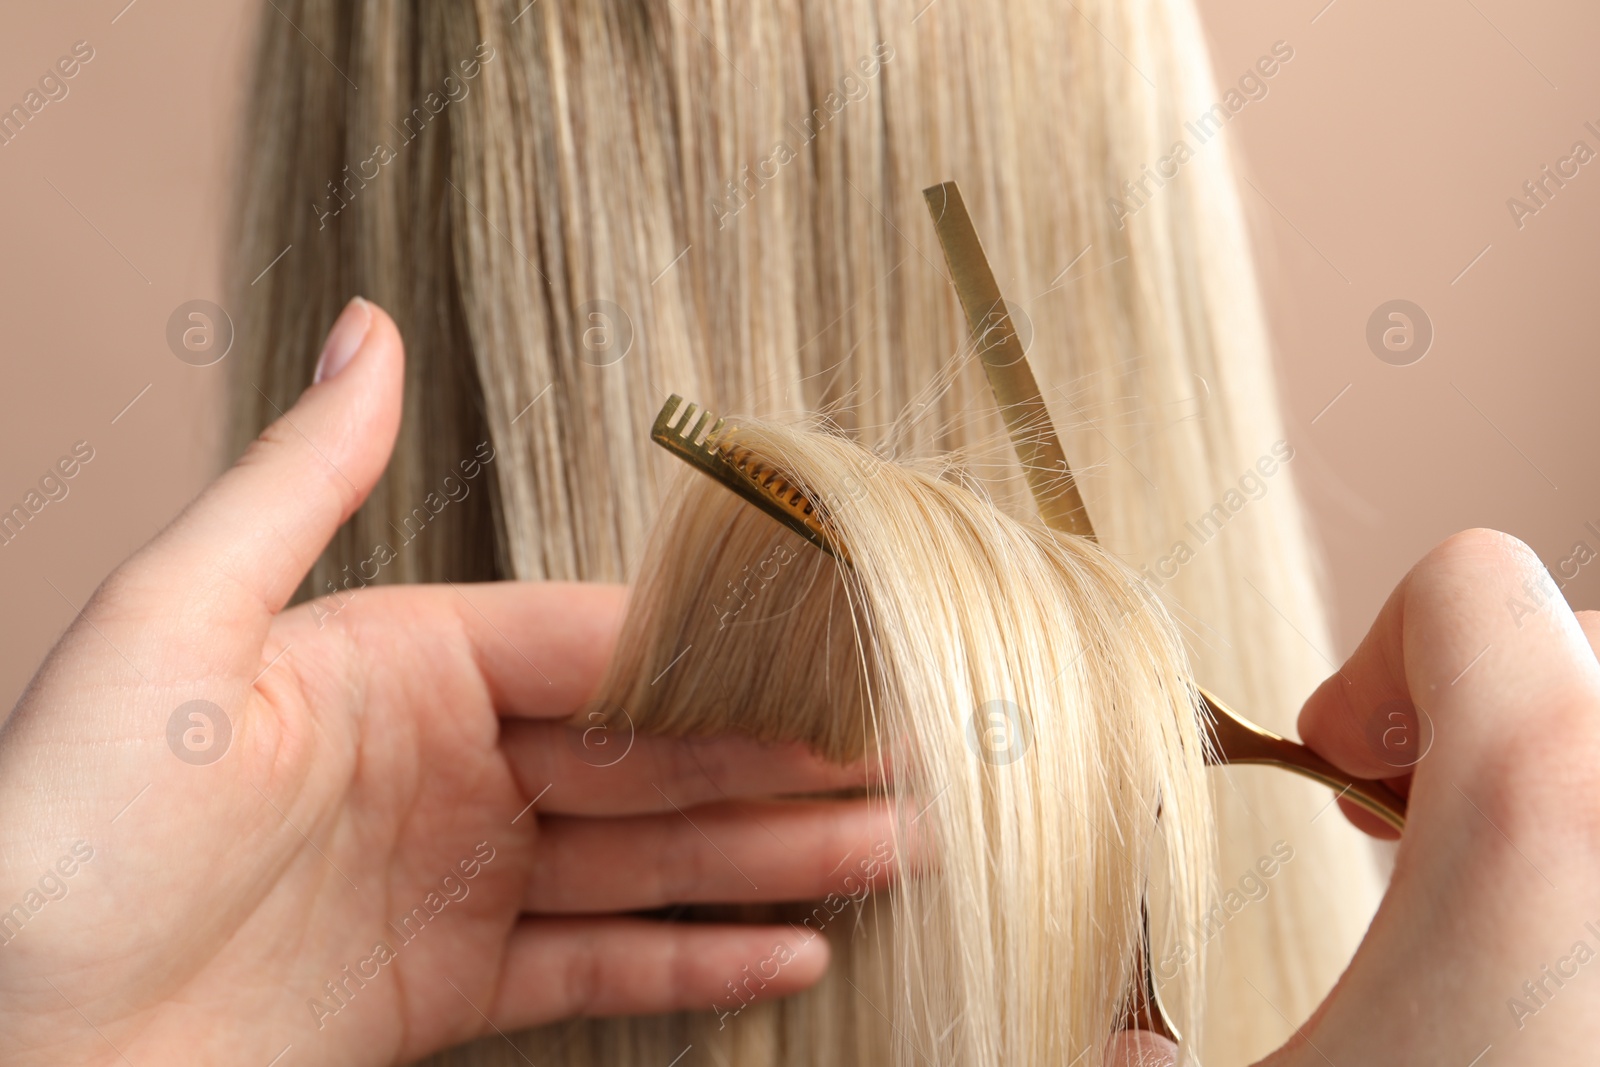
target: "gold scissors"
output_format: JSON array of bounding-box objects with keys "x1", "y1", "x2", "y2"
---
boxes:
[{"x1": 649, "y1": 180, "x2": 1406, "y2": 1043}]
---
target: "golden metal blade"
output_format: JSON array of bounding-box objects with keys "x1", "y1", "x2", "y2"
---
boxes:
[{"x1": 922, "y1": 181, "x2": 1096, "y2": 540}]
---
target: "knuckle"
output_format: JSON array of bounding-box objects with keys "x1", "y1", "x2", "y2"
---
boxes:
[
  {"x1": 684, "y1": 825, "x2": 723, "y2": 908},
  {"x1": 84, "y1": 554, "x2": 211, "y2": 631},
  {"x1": 238, "y1": 418, "x2": 361, "y2": 517},
  {"x1": 85, "y1": 564, "x2": 146, "y2": 622},
  {"x1": 664, "y1": 934, "x2": 695, "y2": 1007},
  {"x1": 656, "y1": 737, "x2": 725, "y2": 803},
  {"x1": 563, "y1": 936, "x2": 604, "y2": 1016},
  {"x1": 237, "y1": 417, "x2": 299, "y2": 469},
  {"x1": 1430, "y1": 527, "x2": 1540, "y2": 576},
  {"x1": 657, "y1": 820, "x2": 708, "y2": 905}
]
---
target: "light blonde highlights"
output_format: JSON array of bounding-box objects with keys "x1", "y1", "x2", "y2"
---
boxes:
[
  {"x1": 596, "y1": 418, "x2": 1216, "y2": 1061},
  {"x1": 233, "y1": 0, "x2": 1383, "y2": 1062}
]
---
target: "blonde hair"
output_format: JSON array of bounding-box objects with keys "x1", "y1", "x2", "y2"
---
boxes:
[
  {"x1": 232, "y1": 0, "x2": 1383, "y2": 1062},
  {"x1": 598, "y1": 419, "x2": 1215, "y2": 1061}
]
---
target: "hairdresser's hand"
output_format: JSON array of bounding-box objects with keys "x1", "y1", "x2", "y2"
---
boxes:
[
  {"x1": 1248, "y1": 529, "x2": 1600, "y2": 1065},
  {"x1": 0, "y1": 299, "x2": 895, "y2": 1067}
]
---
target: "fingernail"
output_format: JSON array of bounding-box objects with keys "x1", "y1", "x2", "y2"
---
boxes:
[{"x1": 313, "y1": 297, "x2": 373, "y2": 384}]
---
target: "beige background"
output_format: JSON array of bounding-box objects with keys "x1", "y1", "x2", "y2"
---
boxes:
[{"x1": 1, "y1": 0, "x2": 1595, "y2": 709}]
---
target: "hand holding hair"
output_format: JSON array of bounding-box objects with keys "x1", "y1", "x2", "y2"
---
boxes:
[
  {"x1": 12, "y1": 297, "x2": 1586, "y2": 1067},
  {"x1": 0, "y1": 300, "x2": 895, "y2": 1067}
]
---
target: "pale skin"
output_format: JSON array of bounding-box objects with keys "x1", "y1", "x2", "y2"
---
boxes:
[
  {"x1": 2, "y1": 299, "x2": 1593, "y2": 1065},
  {"x1": 1106, "y1": 536, "x2": 1600, "y2": 1066},
  {"x1": 0, "y1": 300, "x2": 894, "y2": 1065}
]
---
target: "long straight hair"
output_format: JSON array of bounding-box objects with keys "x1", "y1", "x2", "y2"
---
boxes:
[
  {"x1": 596, "y1": 420, "x2": 1217, "y2": 1062},
  {"x1": 232, "y1": 1, "x2": 1382, "y2": 1062}
]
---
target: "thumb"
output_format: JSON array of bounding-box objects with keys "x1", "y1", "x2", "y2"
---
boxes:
[
  {"x1": 128, "y1": 296, "x2": 404, "y2": 621},
  {"x1": 1102, "y1": 1031, "x2": 1179, "y2": 1067}
]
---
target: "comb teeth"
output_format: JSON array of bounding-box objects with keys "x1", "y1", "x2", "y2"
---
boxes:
[
  {"x1": 719, "y1": 443, "x2": 820, "y2": 520},
  {"x1": 650, "y1": 394, "x2": 844, "y2": 560},
  {"x1": 654, "y1": 395, "x2": 729, "y2": 452}
]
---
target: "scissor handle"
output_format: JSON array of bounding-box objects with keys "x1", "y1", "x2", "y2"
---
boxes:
[{"x1": 1200, "y1": 686, "x2": 1408, "y2": 832}]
